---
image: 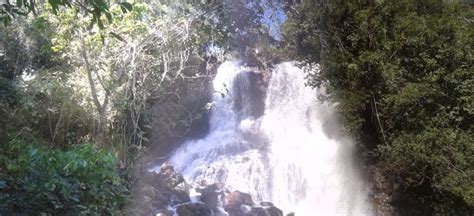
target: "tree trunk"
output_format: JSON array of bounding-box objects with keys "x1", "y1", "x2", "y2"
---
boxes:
[
  {"x1": 96, "y1": 103, "x2": 108, "y2": 148},
  {"x1": 80, "y1": 31, "x2": 109, "y2": 147}
]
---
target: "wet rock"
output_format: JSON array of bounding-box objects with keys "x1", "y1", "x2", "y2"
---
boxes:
[
  {"x1": 260, "y1": 202, "x2": 274, "y2": 207},
  {"x1": 155, "y1": 191, "x2": 171, "y2": 208},
  {"x1": 154, "y1": 164, "x2": 190, "y2": 204},
  {"x1": 251, "y1": 206, "x2": 267, "y2": 216},
  {"x1": 225, "y1": 190, "x2": 254, "y2": 209},
  {"x1": 156, "y1": 163, "x2": 185, "y2": 189},
  {"x1": 156, "y1": 210, "x2": 173, "y2": 216},
  {"x1": 240, "y1": 204, "x2": 252, "y2": 214},
  {"x1": 286, "y1": 213, "x2": 295, "y2": 216},
  {"x1": 200, "y1": 183, "x2": 225, "y2": 209},
  {"x1": 130, "y1": 164, "x2": 192, "y2": 215},
  {"x1": 176, "y1": 203, "x2": 213, "y2": 216},
  {"x1": 264, "y1": 205, "x2": 283, "y2": 216},
  {"x1": 170, "y1": 191, "x2": 190, "y2": 205},
  {"x1": 224, "y1": 190, "x2": 254, "y2": 215}
]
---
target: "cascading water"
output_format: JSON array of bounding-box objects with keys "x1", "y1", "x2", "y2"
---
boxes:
[{"x1": 168, "y1": 61, "x2": 373, "y2": 215}]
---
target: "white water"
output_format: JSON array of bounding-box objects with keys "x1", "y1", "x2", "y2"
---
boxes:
[{"x1": 168, "y1": 61, "x2": 372, "y2": 215}]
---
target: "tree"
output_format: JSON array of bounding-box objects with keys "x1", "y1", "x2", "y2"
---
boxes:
[
  {"x1": 0, "y1": 0, "x2": 133, "y2": 27},
  {"x1": 283, "y1": 0, "x2": 473, "y2": 213}
]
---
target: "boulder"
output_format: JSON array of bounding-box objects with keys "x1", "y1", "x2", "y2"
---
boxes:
[
  {"x1": 156, "y1": 163, "x2": 185, "y2": 189},
  {"x1": 264, "y1": 205, "x2": 283, "y2": 216},
  {"x1": 225, "y1": 190, "x2": 254, "y2": 209},
  {"x1": 250, "y1": 205, "x2": 283, "y2": 216},
  {"x1": 224, "y1": 190, "x2": 254, "y2": 215},
  {"x1": 154, "y1": 164, "x2": 190, "y2": 204},
  {"x1": 260, "y1": 202, "x2": 274, "y2": 207},
  {"x1": 133, "y1": 164, "x2": 190, "y2": 214},
  {"x1": 200, "y1": 183, "x2": 225, "y2": 209},
  {"x1": 251, "y1": 206, "x2": 267, "y2": 216},
  {"x1": 240, "y1": 204, "x2": 252, "y2": 214},
  {"x1": 176, "y1": 203, "x2": 213, "y2": 216}
]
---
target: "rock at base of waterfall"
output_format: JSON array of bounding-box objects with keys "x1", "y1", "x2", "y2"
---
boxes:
[
  {"x1": 176, "y1": 203, "x2": 213, "y2": 216},
  {"x1": 130, "y1": 164, "x2": 287, "y2": 216},
  {"x1": 156, "y1": 163, "x2": 185, "y2": 189},
  {"x1": 154, "y1": 163, "x2": 191, "y2": 204},
  {"x1": 250, "y1": 206, "x2": 284, "y2": 216},
  {"x1": 264, "y1": 205, "x2": 284, "y2": 216},
  {"x1": 224, "y1": 190, "x2": 254, "y2": 210},
  {"x1": 223, "y1": 190, "x2": 283, "y2": 216},
  {"x1": 200, "y1": 183, "x2": 225, "y2": 209},
  {"x1": 259, "y1": 202, "x2": 283, "y2": 216},
  {"x1": 127, "y1": 164, "x2": 192, "y2": 215},
  {"x1": 156, "y1": 210, "x2": 173, "y2": 216}
]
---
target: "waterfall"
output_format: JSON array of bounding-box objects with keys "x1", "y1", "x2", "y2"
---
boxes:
[{"x1": 168, "y1": 61, "x2": 372, "y2": 215}]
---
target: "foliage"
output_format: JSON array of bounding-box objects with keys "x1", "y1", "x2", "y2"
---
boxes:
[
  {"x1": 0, "y1": 0, "x2": 133, "y2": 28},
  {"x1": 192, "y1": 0, "x2": 282, "y2": 57},
  {"x1": 0, "y1": 14, "x2": 96, "y2": 147},
  {"x1": 283, "y1": 0, "x2": 473, "y2": 213},
  {"x1": 0, "y1": 141, "x2": 127, "y2": 215}
]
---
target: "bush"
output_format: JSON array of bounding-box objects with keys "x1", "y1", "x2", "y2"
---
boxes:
[{"x1": 0, "y1": 141, "x2": 127, "y2": 215}]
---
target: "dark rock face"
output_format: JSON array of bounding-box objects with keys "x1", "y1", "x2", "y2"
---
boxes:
[
  {"x1": 146, "y1": 56, "x2": 219, "y2": 165},
  {"x1": 233, "y1": 71, "x2": 268, "y2": 119},
  {"x1": 176, "y1": 203, "x2": 213, "y2": 216},
  {"x1": 127, "y1": 164, "x2": 190, "y2": 215},
  {"x1": 225, "y1": 190, "x2": 255, "y2": 210},
  {"x1": 200, "y1": 183, "x2": 225, "y2": 209},
  {"x1": 222, "y1": 191, "x2": 284, "y2": 216},
  {"x1": 155, "y1": 164, "x2": 185, "y2": 188},
  {"x1": 264, "y1": 205, "x2": 284, "y2": 216}
]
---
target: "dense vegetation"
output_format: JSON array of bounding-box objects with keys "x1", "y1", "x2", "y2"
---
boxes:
[
  {"x1": 0, "y1": 142, "x2": 126, "y2": 214},
  {"x1": 283, "y1": 0, "x2": 473, "y2": 214},
  {"x1": 0, "y1": 0, "x2": 278, "y2": 214}
]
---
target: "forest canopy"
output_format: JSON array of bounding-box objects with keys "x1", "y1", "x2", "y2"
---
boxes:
[{"x1": 282, "y1": 0, "x2": 473, "y2": 214}]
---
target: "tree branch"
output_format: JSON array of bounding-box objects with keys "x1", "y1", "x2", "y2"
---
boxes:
[{"x1": 80, "y1": 33, "x2": 102, "y2": 110}]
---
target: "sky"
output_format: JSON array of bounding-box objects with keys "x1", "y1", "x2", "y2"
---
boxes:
[{"x1": 261, "y1": 1, "x2": 287, "y2": 41}]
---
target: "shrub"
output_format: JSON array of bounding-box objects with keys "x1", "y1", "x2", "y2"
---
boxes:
[{"x1": 0, "y1": 141, "x2": 127, "y2": 215}]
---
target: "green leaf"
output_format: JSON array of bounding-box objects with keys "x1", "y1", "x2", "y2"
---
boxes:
[
  {"x1": 98, "y1": 18, "x2": 105, "y2": 29},
  {"x1": 2, "y1": 16, "x2": 12, "y2": 27},
  {"x1": 105, "y1": 12, "x2": 112, "y2": 23},
  {"x1": 119, "y1": 2, "x2": 133, "y2": 13},
  {"x1": 45, "y1": 182, "x2": 56, "y2": 191},
  {"x1": 16, "y1": 0, "x2": 23, "y2": 8},
  {"x1": 49, "y1": 0, "x2": 59, "y2": 14}
]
